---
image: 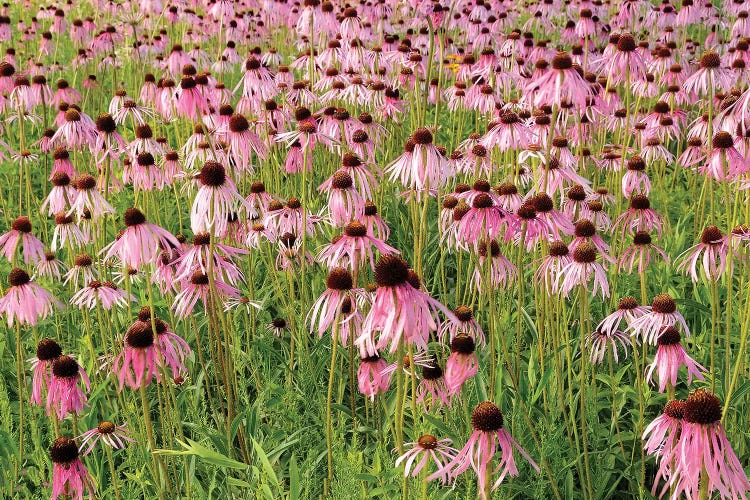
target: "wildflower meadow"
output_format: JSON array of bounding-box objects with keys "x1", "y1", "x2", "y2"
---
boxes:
[{"x1": 1, "y1": 0, "x2": 750, "y2": 498}]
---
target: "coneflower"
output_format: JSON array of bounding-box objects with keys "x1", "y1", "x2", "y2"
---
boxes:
[
  {"x1": 0, "y1": 215, "x2": 46, "y2": 264},
  {"x1": 429, "y1": 401, "x2": 539, "y2": 497},
  {"x1": 49, "y1": 437, "x2": 95, "y2": 500},
  {"x1": 0, "y1": 268, "x2": 63, "y2": 326},
  {"x1": 47, "y1": 354, "x2": 90, "y2": 419}
]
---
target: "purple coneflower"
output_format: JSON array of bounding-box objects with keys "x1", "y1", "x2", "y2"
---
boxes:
[
  {"x1": 0, "y1": 216, "x2": 46, "y2": 265},
  {"x1": 29, "y1": 337, "x2": 62, "y2": 406},
  {"x1": 643, "y1": 400, "x2": 685, "y2": 497},
  {"x1": 77, "y1": 420, "x2": 134, "y2": 456},
  {"x1": 646, "y1": 326, "x2": 706, "y2": 392},
  {"x1": 629, "y1": 293, "x2": 690, "y2": 345},
  {"x1": 429, "y1": 401, "x2": 539, "y2": 497},
  {"x1": 191, "y1": 161, "x2": 251, "y2": 237},
  {"x1": 101, "y1": 208, "x2": 179, "y2": 269},
  {"x1": 47, "y1": 354, "x2": 90, "y2": 419},
  {"x1": 0, "y1": 268, "x2": 63, "y2": 326},
  {"x1": 555, "y1": 243, "x2": 610, "y2": 298},
  {"x1": 445, "y1": 334, "x2": 479, "y2": 395},
  {"x1": 395, "y1": 435, "x2": 458, "y2": 484},
  {"x1": 359, "y1": 255, "x2": 455, "y2": 354},
  {"x1": 357, "y1": 354, "x2": 390, "y2": 401},
  {"x1": 49, "y1": 437, "x2": 95, "y2": 500},
  {"x1": 676, "y1": 225, "x2": 730, "y2": 282},
  {"x1": 70, "y1": 280, "x2": 134, "y2": 310},
  {"x1": 670, "y1": 390, "x2": 750, "y2": 499},
  {"x1": 618, "y1": 230, "x2": 670, "y2": 274},
  {"x1": 586, "y1": 327, "x2": 633, "y2": 364},
  {"x1": 113, "y1": 320, "x2": 161, "y2": 390},
  {"x1": 416, "y1": 360, "x2": 452, "y2": 411}
]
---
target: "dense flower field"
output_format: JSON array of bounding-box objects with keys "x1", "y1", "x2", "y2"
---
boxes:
[{"x1": 0, "y1": 0, "x2": 749, "y2": 498}]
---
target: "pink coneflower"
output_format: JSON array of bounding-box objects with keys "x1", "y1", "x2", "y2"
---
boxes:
[
  {"x1": 52, "y1": 213, "x2": 88, "y2": 251},
  {"x1": 586, "y1": 327, "x2": 632, "y2": 364},
  {"x1": 225, "y1": 113, "x2": 268, "y2": 173},
  {"x1": 245, "y1": 221, "x2": 277, "y2": 249},
  {"x1": 29, "y1": 337, "x2": 62, "y2": 406},
  {"x1": 359, "y1": 255, "x2": 455, "y2": 355},
  {"x1": 9, "y1": 75, "x2": 34, "y2": 110},
  {"x1": 50, "y1": 108, "x2": 97, "y2": 150},
  {"x1": 701, "y1": 131, "x2": 746, "y2": 181},
  {"x1": 64, "y1": 254, "x2": 97, "y2": 287},
  {"x1": 495, "y1": 183, "x2": 524, "y2": 213},
  {"x1": 622, "y1": 155, "x2": 651, "y2": 197},
  {"x1": 69, "y1": 174, "x2": 115, "y2": 221},
  {"x1": 174, "y1": 76, "x2": 210, "y2": 121},
  {"x1": 70, "y1": 280, "x2": 135, "y2": 310},
  {"x1": 505, "y1": 202, "x2": 553, "y2": 251},
  {"x1": 439, "y1": 305, "x2": 486, "y2": 346},
  {"x1": 362, "y1": 202, "x2": 390, "y2": 241},
  {"x1": 598, "y1": 33, "x2": 647, "y2": 85},
  {"x1": 139, "y1": 74, "x2": 158, "y2": 106},
  {"x1": 532, "y1": 155, "x2": 591, "y2": 198},
  {"x1": 445, "y1": 334, "x2": 479, "y2": 395},
  {"x1": 234, "y1": 57, "x2": 276, "y2": 103},
  {"x1": 629, "y1": 293, "x2": 690, "y2": 345},
  {"x1": 597, "y1": 296, "x2": 650, "y2": 334},
  {"x1": 472, "y1": 239, "x2": 518, "y2": 291},
  {"x1": 125, "y1": 152, "x2": 165, "y2": 192},
  {"x1": 47, "y1": 354, "x2": 90, "y2": 419},
  {"x1": 308, "y1": 267, "x2": 365, "y2": 342},
  {"x1": 93, "y1": 113, "x2": 127, "y2": 162},
  {"x1": 618, "y1": 230, "x2": 670, "y2": 274},
  {"x1": 676, "y1": 225, "x2": 731, "y2": 282},
  {"x1": 429, "y1": 401, "x2": 539, "y2": 497},
  {"x1": 569, "y1": 219, "x2": 614, "y2": 264},
  {"x1": 317, "y1": 221, "x2": 397, "y2": 271},
  {"x1": 683, "y1": 50, "x2": 734, "y2": 95},
  {"x1": 267, "y1": 317, "x2": 289, "y2": 337},
  {"x1": 646, "y1": 327, "x2": 706, "y2": 393},
  {"x1": 416, "y1": 360, "x2": 452, "y2": 411},
  {"x1": 191, "y1": 161, "x2": 251, "y2": 237},
  {"x1": 357, "y1": 354, "x2": 390, "y2": 401},
  {"x1": 457, "y1": 193, "x2": 509, "y2": 248},
  {"x1": 613, "y1": 195, "x2": 664, "y2": 237},
  {"x1": 275, "y1": 232, "x2": 316, "y2": 271},
  {"x1": 35, "y1": 251, "x2": 68, "y2": 281},
  {"x1": 321, "y1": 171, "x2": 365, "y2": 227},
  {"x1": 0, "y1": 268, "x2": 63, "y2": 326},
  {"x1": 113, "y1": 320, "x2": 161, "y2": 390},
  {"x1": 173, "y1": 270, "x2": 240, "y2": 318},
  {"x1": 525, "y1": 51, "x2": 591, "y2": 107},
  {"x1": 534, "y1": 241, "x2": 571, "y2": 292},
  {"x1": 138, "y1": 307, "x2": 191, "y2": 379},
  {"x1": 174, "y1": 232, "x2": 246, "y2": 286},
  {"x1": 0, "y1": 216, "x2": 46, "y2": 265},
  {"x1": 395, "y1": 435, "x2": 458, "y2": 484},
  {"x1": 555, "y1": 243, "x2": 610, "y2": 298},
  {"x1": 643, "y1": 400, "x2": 686, "y2": 497},
  {"x1": 670, "y1": 390, "x2": 750, "y2": 499},
  {"x1": 101, "y1": 208, "x2": 178, "y2": 269},
  {"x1": 77, "y1": 420, "x2": 134, "y2": 456},
  {"x1": 113, "y1": 98, "x2": 155, "y2": 126},
  {"x1": 42, "y1": 172, "x2": 76, "y2": 216},
  {"x1": 245, "y1": 181, "x2": 277, "y2": 217},
  {"x1": 265, "y1": 198, "x2": 324, "y2": 239},
  {"x1": 49, "y1": 437, "x2": 96, "y2": 500},
  {"x1": 386, "y1": 129, "x2": 449, "y2": 192}
]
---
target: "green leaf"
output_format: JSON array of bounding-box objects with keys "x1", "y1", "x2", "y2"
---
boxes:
[
  {"x1": 250, "y1": 438, "x2": 280, "y2": 486},
  {"x1": 289, "y1": 453, "x2": 301, "y2": 500},
  {"x1": 153, "y1": 439, "x2": 248, "y2": 470}
]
